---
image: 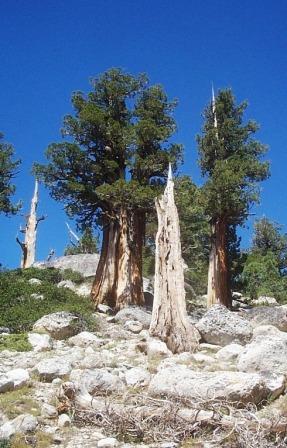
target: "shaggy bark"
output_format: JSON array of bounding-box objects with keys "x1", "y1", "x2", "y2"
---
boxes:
[
  {"x1": 149, "y1": 165, "x2": 199, "y2": 354},
  {"x1": 207, "y1": 218, "x2": 232, "y2": 308},
  {"x1": 16, "y1": 179, "x2": 45, "y2": 269},
  {"x1": 91, "y1": 208, "x2": 145, "y2": 310}
]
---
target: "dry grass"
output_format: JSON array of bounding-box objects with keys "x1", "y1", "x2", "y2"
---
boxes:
[{"x1": 71, "y1": 392, "x2": 287, "y2": 447}]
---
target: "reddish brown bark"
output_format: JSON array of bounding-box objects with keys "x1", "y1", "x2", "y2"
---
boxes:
[
  {"x1": 207, "y1": 217, "x2": 232, "y2": 308},
  {"x1": 91, "y1": 208, "x2": 145, "y2": 310}
]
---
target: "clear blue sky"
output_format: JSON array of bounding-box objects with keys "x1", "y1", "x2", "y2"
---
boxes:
[{"x1": 1, "y1": 0, "x2": 286, "y2": 268}]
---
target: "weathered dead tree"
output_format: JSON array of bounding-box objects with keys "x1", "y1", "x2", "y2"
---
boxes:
[
  {"x1": 16, "y1": 179, "x2": 46, "y2": 268},
  {"x1": 149, "y1": 165, "x2": 199, "y2": 354},
  {"x1": 91, "y1": 208, "x2": 145, "y2": 310}
]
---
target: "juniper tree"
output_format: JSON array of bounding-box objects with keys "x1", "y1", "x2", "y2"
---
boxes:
[
  {"x1": 197, "y1": 89, "x2": 269, "y2": 307},
  {"x1": 35, "y1": 69, "x2": 182, "y2": 309},
  {"x1": 0, "y1": 133, "x2": 20, "y2": 215}
]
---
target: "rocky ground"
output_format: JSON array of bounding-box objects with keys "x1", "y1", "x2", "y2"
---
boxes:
[{"x1": 1, "y1": 298, "x2": 287, "y2": 448}]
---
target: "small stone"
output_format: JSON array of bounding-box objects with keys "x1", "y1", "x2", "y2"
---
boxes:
[
  {"x1": 97, "y1": 304, "x2": 113, "y2": 314},
  {"x1": 216, "y1": 343, "x2": 244, "y2": 361},
  {"x1": 28, "y1": 278, "x2": 42, "y2": 285},
  {"x1": 57, "y1": 280, "x2": 76, "y2": 291},
  {"x1": 0, "y1": 327, "x2": 11, "y2": 334},
  {"x1": 68, "y1": 331, "x2": 103, "y2": 348},
  {"x1": 34, "y1": 357, "x2": 71, "y2": 382},
  {"x1": 12, "y1": 413, "x2": 38, "y2": 433},
  {"x1": 52, "y1": 378, "x2": 63, "y2": 385},
  {"x1": 30, "y1": 293, "x2": 44, "y2": 300},
  {"x1": 33, "y1": 311, "x2": 84, "y2": 340},
  {"x1": 124, "y1": 320, "x2": 143, "y2": 334},
  {"x1": 7, "y1": 368, "x2": 30, "y2": 388},
  {"x1": 28, "y1": 333, "x2": 52, "y2": 352},
  {"x1": 147, "y1": 338, "x2": 172, "y2": 360},
  {"x1": 98, "y1": 437, "x2": 119, "y2": 448},
  {"x1": 58, "y1": 413, "x2": 71, "y2": 427},
  {"x1": 125, "y1": 367, "x2": 151, "y2": 387},
  {"x1": 0, "y1": 374, "x2": 14, "y2": 393},
  {"x1": 41, "y1": 403, "x2": 58, "y2": 419},
  {"x1": 0, "y1": 421, "x2": 15, "y2": 438}
]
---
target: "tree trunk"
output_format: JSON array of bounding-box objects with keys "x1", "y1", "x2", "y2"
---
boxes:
[
  {"x1": 149, "y1": 165, "x2": 199, "y2": 354},
  {"x1": 91, "y1": 208, "x2": 145, "y2": 310},
  {"x1": 16, "y1": 179, "x2": 45, "y2": 269},
  {"x1": 207, "y1": 217, "x2": 232, "y2": 308}
]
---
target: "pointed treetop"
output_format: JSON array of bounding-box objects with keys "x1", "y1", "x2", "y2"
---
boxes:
[
  {"x1": 211, "y1": 83, "x2": 218, "y2": 132},
  {"x1": 168, "y1": 163, "x2": 173, "y2": 182}
]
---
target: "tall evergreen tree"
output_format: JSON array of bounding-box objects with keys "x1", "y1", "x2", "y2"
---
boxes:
[
  {"x1": 197, "y1": 89, "x2": 269, "y2": 307},
  {"x1": 0, "y1": 133, "x2": 20, "y2": 215},
  {"x1": 35, "y1": 69, "x2": 182, "y2": 310},
  {"x1": 252, "y1": 217, "x2": 287, "y2": 272}
]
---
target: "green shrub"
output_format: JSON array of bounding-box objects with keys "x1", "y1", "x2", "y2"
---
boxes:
[
  {"x1": 0, "y1": 440, "x2": 11, "y2": 448},
  {"x1": 0, "y1": 267, "x2": 96, "y2": 332},
  {"x1": 0, "y1": 333, "x2": 32, "y2": 352}
]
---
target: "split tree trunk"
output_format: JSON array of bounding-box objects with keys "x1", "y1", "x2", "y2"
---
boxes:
[
  {"x1": 207, "y1": 217, "x2": 232, "y2": 308},
  {"x1": 149, "y1": 165, "x2": 199, "y2": 354},
  {"x1": 16, "y1": 179, "x2": 45, "y2": 269},
  {"x1": 91, "y1": 208, "x2": 145, "y2": 310}
]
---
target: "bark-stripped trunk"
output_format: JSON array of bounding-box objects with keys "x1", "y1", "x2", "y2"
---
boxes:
[
  {"x1": 16, "y1": 180, "x2": 45, "y2": 269},
  {"x1": 149, "y1": 165, "x2": 199, "y2": 354},
  {"x1": 91, "y1": 208, "x2": 145, "y2": 310},
  {"x1": 207, "y1": 217, "x2": 232, "y2": 308}
]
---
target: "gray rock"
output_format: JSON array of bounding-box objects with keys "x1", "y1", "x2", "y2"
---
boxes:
[
  {"x1": 114, "y1": 307, "x2": 151, "y2": 329},
  {"x1": 0, "y1": 327, "x2": 10, "y2": 334},
  {"x1": 68, "y1": 331, "x2": 103, "y2": 348},
  {"x1": 28, "y1": 333, "x2": 53, "y2": 352},
  {"x1": 148, "y1": 366, "x2": 284, "y2": 404},
  {"x1": 125, "y1": 367, "x2": 151, "y2": 387},
  {"x1": 251, "y1": 296, "x2": 278, "y2": 306},
  {"x1": 6, "y1": 368, "x2": 30, "y2": 388},
  {"x1": 97, "y1": 304, "x2": 113, "y2": 314},
  {"x1": 237, "y1": 334, "x2": 287, "y2": 374},
  {"x1": 41, "y1": 403, "x2": 58, "y2": 419},
  {"x1": 33, "y1": 311, "x2": 84, "y2": 339},
  {"x1": 240, "y1": 306, "x2": 287, "y2": 331},
  {"x1": 216, "y1": 343, "x2": 244, "y2": 361},
  {"x1": 0, "y1": 421, "x2": 15, "y2": 438},
  {"x1": 58, "y1": 413, "x2": 71, "y2": 427},
  {"x1": 57, "y1": 280, "x2": 76, "y2": 291},
  {"x1": 71, "y1": 369, "x2": 125, "y2": 394},
  {"x1": 124, "y1": 320, "x2": 143, "y2": 334},
  {"x1": 98, "y1": 438, "x2": 119, "y2": 448},
  {"x1": 12, "y1": 414, "x2": 38, "y2": 433},
  {"x1": 195, "y1": 305, "x2": 253, "y2": 346},
  {"x1": 28, "y1": 278, "x2": 42, "y2": 285},
  {"x1": 34, "y1": 357, "x2": 72, "y2": 381},
  {"x1": 0, "y1": 374, "x2": 14, "y2": 393},
  {"x1": 147, "y1": 338, "x2": 172, "y2": 360},
  {"x1": 34, "y1": 254, "x2": 100, "y2": 278},
  {"x1": 30, "y1": 293, "x2": 44, "y2": 300}
]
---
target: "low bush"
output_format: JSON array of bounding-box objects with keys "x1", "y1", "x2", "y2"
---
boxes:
[
  {"x1": 0, "y1": 333, "x2": 32, "y2": 352},
  {"x1": 0, "y1": 267, "x2": 96, "y2": 332}
]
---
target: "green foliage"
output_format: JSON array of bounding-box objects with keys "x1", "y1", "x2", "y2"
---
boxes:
[
  {"x1": 175, "y1": 176, "x2": 209, "y2": 295},
  {"x1": 0, "y1": 440, "x2": 10, "y2": 448},
  {"x1": 34, "y1": 68, "x2": 182, "y2": 229},
  {"x1": 242, "y1": 251, "x2": 287, "y2": 302},
  {"x1": 64, "y1": 227, "x2": 99, "y2": 255},
  {"x1": 0, "y1": 133, "x2": 21, "y2": 216},
  {"x1": 197, "y1": 89, "x2": 269, "y2": 225},
  {"x1": 252, "y1": 217, "x2": 287, "y2": 272},
  {"x1": 0, "y1": 333, "x2": 32, "y2": 352},
  {"x1": 0, "y1": 267, "x2": 95, "y2": 332}
]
